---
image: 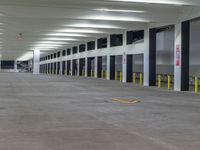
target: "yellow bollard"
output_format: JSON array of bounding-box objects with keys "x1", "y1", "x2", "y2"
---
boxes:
[
  {"x1": 82, "y1": 69, "x2": 85, "y2": 76},
  {"x1": 140, "y1": 73, "x2": 143, "y2": 86},
  {"x1": 75, "y1": 70, "x2": 77, "y2": 76},
  {"x1": 91, "y1": 70, "x2": 93, "y2": 77},
  {"x1": 168, "y1": 75, "x2": 171, "y2": 90},
  {"x1": 195, "y1": 77, "x2": 198, "y2": 94},
  {"x1": 133, "y1": 73, "x2": 136, "y2": 84},
  {"x1": 101, "y1": 70, "x2": 104, "y2": 78},
  {"x1": 158, "y1": 75, "x2": 161, "y2": 89},
  {"x1": 120, "y1": 72, "x2": 123, "y2": 82},
  {"x1": 115, "y1": 71, "x2": 118, "y2": 80}
]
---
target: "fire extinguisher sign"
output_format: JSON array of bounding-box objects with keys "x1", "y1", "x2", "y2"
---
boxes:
[{"x1": 176, "y1": 45, "x2": 181, "y2": 66}]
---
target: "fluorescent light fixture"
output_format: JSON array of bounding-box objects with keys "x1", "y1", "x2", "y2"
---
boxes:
[
  {"x1": 32, "y1": 46, "x2": 62, "y2": 49},
  {"x1": 94, "y1": 8, "x2": 145, "y2": 13},
  {"x1": 65, "y1": 23, "x2": 124, "y2": 29},
  {"x1": 45, "y1": 33, "x2": 90, "y2": 37},
  {"x1": 108, "y1": 0, "x2": 188, "y2": 5},
  {"x1": 43, "y1": 37, "x2": 79, "y2": 41},
  {"x1": 55, "y1": 28, "x2": 105, "y2": 34},
  {"x1": 81, "y1": 15, "x2": 148, "y2": 22},
  {"x1": 33, "y1": 44, "x2": 67, "y2": 47},
  {"x1": 33, "y1": 41, "x2": 70, "y2": 44}
]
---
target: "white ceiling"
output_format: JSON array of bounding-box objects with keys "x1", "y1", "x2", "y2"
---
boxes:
[{"x1": 0, "y1": 0, "x2": 199, "y2": 60}]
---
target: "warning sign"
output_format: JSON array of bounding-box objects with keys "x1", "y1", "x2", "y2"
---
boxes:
[{"x1": 176, "y1": 45, "x2": 181, "y2": 66}]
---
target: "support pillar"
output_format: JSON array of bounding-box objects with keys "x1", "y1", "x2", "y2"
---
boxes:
[
  {"x1": 94, "y1": 56, "x2": 98, "y2": 78},
  {"x1": 70, "y1": 60, "x2": 73, "y2": 75},
  {"x1": 77, "y1": 59, "x2": 80, "y2": 76},
  {"x1": 14, "y1": 60, "x2": 18, "y2": 72},
  {"x1": 106, "y1": 55, "x2": 110, "y2": 80},
  {"x1": 122, "y1": 52, "x2": 127, "y2": 82},
  {"x1": 174, "y1": 21, "x2": 190, "y2": 91},
  {"x1": 85, "y1": 58, "x2": 88, "y2": 77},
  {"x1": 33, "y1": 50, "x2": 40, "y2": 74},
  {"x1": 144, "y1": 29, "x2": 150, "y2": 86}
]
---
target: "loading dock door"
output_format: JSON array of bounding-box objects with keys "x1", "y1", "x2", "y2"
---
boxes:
[
  {"x1": 190, "y1": 19, "x2": 200, "y2": 91},
  {"x1": 67, "y1": 60, "x2": 71, "y2": 75},
  {"x1": 54, "y1": 62, "x2": 57, "y2": 74},
  {"x1": 72, "y1": 60, "x2": 77, "y2": 76},
  {"x1": 127, "y1": 55, "x2": 133, "y2": 82},
  {"x1": 79, "y1": 58, "x2": 85, "y2": 76},
  {"x1": 156, "y1": 27, "x2": 174, "y2": 88},
  {"x1": 57, "y1": 62, "x2": 60, "y2": 75},
  {"x1": 62, "y1": 61, "x2": 65, "y2": 75},
  {"x1": 51, "y1": 63, "x2": 53, "y2": 74},
  {"x1": 110, "y1": 56, "x2": 115, "y2": 80},
  {"x1": 87, "y1": 58, "x2": 95, "y2": 77},
  {"x1": 48, "y1": 63, "x2": 50, "y2": 74},
  {"x1": 97, "y1": 57, "x2": 102, "y2": 78}
]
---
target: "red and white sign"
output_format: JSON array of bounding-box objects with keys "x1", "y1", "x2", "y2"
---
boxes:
[{"x1": 176, "y1": 45, "x2": 181, "y2": 66}]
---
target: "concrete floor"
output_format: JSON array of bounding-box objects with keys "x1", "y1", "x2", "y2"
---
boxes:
[{"x1": 0, "y1": 73, "x2": 199, "y2": 150}]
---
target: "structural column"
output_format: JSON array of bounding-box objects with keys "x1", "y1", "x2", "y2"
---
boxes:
[
  {"x1": 85, "y1": 58, "x2": 88, "y2": 77},
  {"x1": 33, "y1": 50, "x2": 40, "y2": 74},
  {"x1": 144, "y1": 28, "x2": 150, "y2": 86},
  {"x1": 174, "y1": 21, "x2": 190, "y2": 91},
  {"x1": 70, "y1": 59, "x2": 73, "y2": 75},
  {"x1": 122, "y1": 32, "x2": 127, "y2": 83},
  {"x1": 14, "y1": 60, "x2": 18, "y2": 72},
  {"x1": 77, "y1": 59, "x2": 80, "y2": 76},
  {"x1": 107, "y1": 35, "x2": 111, "y2": 80},
  {"x1": 106, "y1": 55, "x2": 110, "y2": 80},
  {"x1": 94, "y1": 56, "x2": 98, "y2": 78},
  {"x1": 122, "y1": 52, "x2": 127, "y2": 82}
]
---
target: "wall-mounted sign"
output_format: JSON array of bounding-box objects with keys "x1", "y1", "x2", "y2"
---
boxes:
[{"x1": 176, "y1": 45, "x2": 181, "y2": 66}]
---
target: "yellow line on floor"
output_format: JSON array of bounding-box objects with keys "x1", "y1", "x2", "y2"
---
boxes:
[{"x1": 112, "y1": 98, "x2": 140, "y2": 104}]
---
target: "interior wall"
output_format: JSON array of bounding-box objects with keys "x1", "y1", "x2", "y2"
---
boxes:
[
  {"x1": 91, "y1": 59, "x2": 95, "y2": 70},
  {"x1": 190, "y1": 19, "x2": 200, "y2": 77},
  {"x1": 115, "y1": 55, "x2": 122, "y2": 71},
  {"x1": 102, "y1": 56, "x2": 107, "y2": 70},
  {"x1": 132, "y1": 54, "x2": 144, "y2": 73},
  {"x1": 156, "y1": 28, "x2": 174, "y2": 75}
]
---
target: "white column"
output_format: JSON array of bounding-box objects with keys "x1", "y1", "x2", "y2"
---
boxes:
[
  {"x1": 85, "y1": 58, "x2": 88, "y2": 77},
  {"x1": 174, "y1": 23, "x2": 182, "y2": 91},
  {"x1": 77, "y1": 59, "x2": 80, "y2": 76},
  {"x1": 107, "y1": 35, "x2": 111, "y2": 80},
  {"x1": 70, "y1": 59, "x2": 73, "y2": 75},
  {"x1": 122, "y1": 32, "x2": 127, "y2": 83},
  {"x1": 94, "y1": 56, "x2": 98, "y2": 78},
  {"x1": 144, "y1": 28, "x2": 150, "y2": 86},
  {"x1": 33, "y1": 50, "x2": 40, "y2": 75},
  {"x1": 14, "y1": 60, "x2": 18, "y2": 72},
  {"x1": 122, "y1": 52, "x2": 127, "y2": 82},
  {"x1": 107, "y1": 55, "x2": 110, "y2": 80}
]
